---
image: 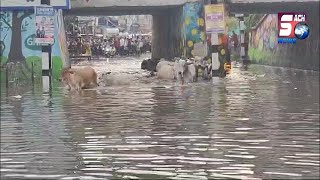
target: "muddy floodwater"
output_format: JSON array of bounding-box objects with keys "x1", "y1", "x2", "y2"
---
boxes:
[{"x1": 1, "y1": 56, "x2": 319, "y2": 180}]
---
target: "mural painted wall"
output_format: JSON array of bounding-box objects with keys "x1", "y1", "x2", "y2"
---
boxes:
[
  {"x1": 249, "y1": 15, "x2": 278, "y2": 62},
  {"x1": 182, "y1": 2, "x2": 207, "y2": 58},
  {"x1": 249, "y1": 14, "x2": 319, "y2": 71},
  {"x1": 0, "y1": 9, "x2": 69, "y2": 81}
]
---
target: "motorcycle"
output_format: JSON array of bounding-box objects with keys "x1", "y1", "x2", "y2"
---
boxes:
[
  {"x1": 104, "y1": 45, "x2": 117, "y2": 58},
  {"x1": 195, "y1": 57, "x2": 213, "y2": 80}
]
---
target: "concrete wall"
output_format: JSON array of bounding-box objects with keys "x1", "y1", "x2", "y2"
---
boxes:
[
  {"x1": 0, "y1": 9, "x2": 69, "y2": 82},
  {"x1": 71, "y1": 0, "x2": 200, "y2": 8},
  {"x1": 248, "y1": 12, "x2": 319, "y2": 71},
  {"x1": 152, "y1": 7, "x2": 184, "y2": 59}
]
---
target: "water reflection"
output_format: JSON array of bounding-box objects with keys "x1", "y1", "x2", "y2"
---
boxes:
[{"x1": 1, "y1": 59, "x2": 319, "y2": 179}]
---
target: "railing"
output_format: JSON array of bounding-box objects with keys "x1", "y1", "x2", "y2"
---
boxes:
[{"x1": 0, "y1": 62, "x2": 38, "y2": 91}]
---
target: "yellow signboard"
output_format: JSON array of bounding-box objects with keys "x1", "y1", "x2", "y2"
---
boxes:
[{"x1": 204, "y1": 4, "x2": 225, "y2": 33}]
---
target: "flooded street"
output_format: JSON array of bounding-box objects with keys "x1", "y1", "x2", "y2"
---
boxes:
[{"x1": 1, "y1": 56, "x2": 319, "y2": 180}]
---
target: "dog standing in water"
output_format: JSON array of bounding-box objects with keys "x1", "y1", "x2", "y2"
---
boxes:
[{"x1": 59, "y1": 67, "x2": 98, "y2": 91}]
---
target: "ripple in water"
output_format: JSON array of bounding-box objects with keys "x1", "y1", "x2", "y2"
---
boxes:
[{"x1": 1, "y1": 59, "x2": 319, "y2": 179}]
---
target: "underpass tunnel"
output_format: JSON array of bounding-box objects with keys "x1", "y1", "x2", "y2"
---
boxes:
[{"x1": 63, "y1": 5, "x2": 185, "y2": 61}]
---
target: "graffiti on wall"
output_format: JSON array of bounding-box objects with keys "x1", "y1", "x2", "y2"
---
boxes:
[
  {"x1": 250, "y1": 15, "x2": 278, "y2": 52},
  {"x1": 0, "y1": 11, "x2": 40, "y2": 62},
  {"x1": 182, "y1": 2, "x2": 206, "y2": 58},
  {"x1": 248, "y1": 14, "x2": 280, "y2": 64},
  {"x1": 248, "y1": 13, "x2": 319, "y2": 70},
  {"x1": 0, "y1": 10, "x2": 66, "y2": 79},
  {"x1": 249, "y1": 13, "x2": 319, "y2": 56}
]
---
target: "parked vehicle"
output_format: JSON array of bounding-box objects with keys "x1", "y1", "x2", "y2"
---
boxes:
[{"x1": 104, "y1": 45, "x2": 117, "y2": 58}]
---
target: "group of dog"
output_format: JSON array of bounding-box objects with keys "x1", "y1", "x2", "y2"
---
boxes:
[{"x1": 59, "y1": 57, "x2": 213, "y2": 91}]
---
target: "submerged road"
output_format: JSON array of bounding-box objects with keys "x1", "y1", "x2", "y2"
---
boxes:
[{"x1": 1, "y1": 55, "x2": 319, "y2": 179}]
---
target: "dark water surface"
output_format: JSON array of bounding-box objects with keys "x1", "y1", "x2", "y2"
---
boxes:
[{"x1": 1, "y1": 58, "x2": 319, "y2": 180}]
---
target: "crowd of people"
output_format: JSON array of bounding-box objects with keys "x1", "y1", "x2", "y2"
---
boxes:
[
  {"x1": 68, "y1": 35, "x2": 152, "y2": 58},
  {"x1": 68, "y1": 38, "x2": 91, "y2": 56},
  {"x1": 112, "y1": 36, "x2": 152, "y2": 56}
]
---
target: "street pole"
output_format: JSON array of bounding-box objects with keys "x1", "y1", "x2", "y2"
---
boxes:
[
  {"x1": 208, "y1": 0, "x2": 222, "y2": 78},
  {"x1": 234, "y1": 13, "x2": 250, "y2": 67},
  {"x1": 42, "y1": 45, "x2": 52, "y2": 93},
  {"x1": 40, "y1": 0, "x2": 54, "y2": 110},
  {"x1": 41, "y1": 0, "x2": 52, "y2": 93},
  {"x1": 237, "y1": 14, "x2": 246, "y2": 63}
]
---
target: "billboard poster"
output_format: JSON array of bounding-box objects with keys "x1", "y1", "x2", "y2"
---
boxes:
[
  {"x1": 35, "y1": 6, "x2": 55, "y2": 45},
  {"x1": 204, "y1": 4, "x2": 225, "y2": 33}
]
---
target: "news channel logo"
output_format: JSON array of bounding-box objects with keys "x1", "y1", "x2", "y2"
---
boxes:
[{"x1": 278, "y1": 13, "x2": 310, "y2": 44}]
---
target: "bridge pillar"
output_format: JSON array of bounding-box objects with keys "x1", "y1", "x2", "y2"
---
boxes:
[
  {"x1": 206, "y1": 0, "x2": 227, "y2": 78},
  {"x1": 152, "y1": 7, "x2": 183, "y2": 60},
  {"x1": 152, "y1": 14, "x2": 168, "y2": 59},
  {"x1": 41, "y1": 0, "x2": 53, "y2": 93},
  {"x1": 235, "y1": 14, "x2": 249, "y2": 65}
]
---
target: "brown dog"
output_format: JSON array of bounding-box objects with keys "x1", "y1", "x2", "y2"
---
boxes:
[{"x1": 60, "y1": 67, "x2": 98, "y2": 91}]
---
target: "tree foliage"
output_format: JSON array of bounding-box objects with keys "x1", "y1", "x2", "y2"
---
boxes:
[
  {"x1": 225, "y1": 14, "x2": 265, "y2": 32},
  {"x1": 225, "y1": 17, "x2": 238, "y2": 32},
  {"x1": 244, "y1": 14, "x2": 265, "y2": 30}
]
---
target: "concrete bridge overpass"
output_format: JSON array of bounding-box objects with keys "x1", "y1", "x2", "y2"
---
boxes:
[
  {"x1": 66, "y1": 0, "x2": 319, "y2": 16},
  {"x1": 66, "y1": 0, "x2": 199, "y2": 16},
  {"x1": 65, "y1": 0, "x2": 319, "y2": 59},
  {"x1": 66, "y1": 0, "x2": 204, "y2": 59}
]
